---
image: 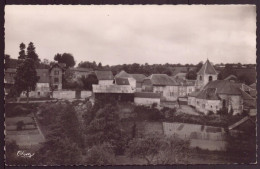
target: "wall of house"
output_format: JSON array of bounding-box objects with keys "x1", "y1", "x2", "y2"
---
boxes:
[
  {"x1": 195, "y1": 98, "x2": 221, "y2": 114},
  {"x1": 35, "y1": 83, "x2": 50, "y2": 92},
  {"x1": 187, "y1": 86, "x2": 196, "y2": 95},
  {"x1": 98, "y1": 80, "x2": 114, "y2": 85},
  {"x1": 50, "y1": 67, "x2": 63, "y2": 90},
  {"x1": 153, "y1": 86, "x2": 178, "y2": 101},
  {"x1": 128, "y1": 77, "x2": 136, "y2": 89},
  {"x1": 218, "y1": 94, "x2": 243, "y2": 115},
  {"x1": 134, "y1": 97, "x2": 160, "y2": 106},
  {"x1": 178, "y1": 86, "x2": 187, "y2": 97},
  {"x1": 188, "y1": 96, "x2": 196, "y2": 107}
]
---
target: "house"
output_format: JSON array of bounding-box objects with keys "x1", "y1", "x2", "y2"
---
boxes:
[
  {"x1": 142, "y1": 74, "x2": 179, "y2": 101},
  {"x1": 130, "y1": 74, "x2": 146, "y2": 92},
  {"x1": 173, "y1": 72, "x2": 187, "y2": 81},
  {"x1": 188, "y1": 80, "x2": 255, "y2": 115},
  {"x1": 35, "y1": 69, "x2": 50, "y2": 97},
  {"x1": 134, "y1": 92, "x2": 161, "y2": 106},
  {"x1": 115, "y1": 70, "x2": 136, "y2": 89},
  {"x1": 174, "y1": 78, "x2": 196, "y2": 97},
  {"x1": 49, "y1": 63, "x2": 65, "y2": 90},
  {"x1": 4, "y1": 68, "x2": 16, "y2": 94},
  {"x1": 95, "y1": 70, "x2": 114, "y2": 85},
  {"x1": 70, "y1": 67, "x2": 94, "y2": 79},
  {"x1": 196, "y1": 59, "x2": 218, "y2": 89}
]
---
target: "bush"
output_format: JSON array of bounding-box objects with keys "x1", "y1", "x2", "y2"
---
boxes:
[
  {"x1": 134, "y1": 105, "x2": 164, "y2": 121},
  {"x1": 6, "y1": 105, "x2": 30, "y2": 117},
  {"x1": 207, "y1": 111, "x2": 214, "y2": 116}
]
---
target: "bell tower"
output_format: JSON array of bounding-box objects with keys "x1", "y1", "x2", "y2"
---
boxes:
[{"x1": 196, "y1": 59, "x2": 218, "y2": 89}]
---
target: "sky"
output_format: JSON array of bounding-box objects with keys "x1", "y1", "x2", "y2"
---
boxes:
[{"x1": 5, "y1": 5, "x2": 256, "y2": 66}]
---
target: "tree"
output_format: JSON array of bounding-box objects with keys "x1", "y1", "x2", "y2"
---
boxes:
[
  {"x1": 126, "y1": 134, "x2": 190, "y2": 164},
  {"x1": 218, "y1": 64, "x2": 236, "y2": 80},
  {"x1": 84, "y1": 142, "x2": 116, "y2": 165},
  {"x1": 18, "y1": 43, "x2": 26, "y2": 60},
  {"x1": 186, "y1": 70, "x2": 197, "y2": 80},
  {"x1": 27, "y1": 42, "x2": 40, "y2": 63},
  {"x1": 196, "y1": 61, "x2": 203, "y2": 72},
  {"x1": 98, "y1": 62, "x2": 102, "y2": 69},
  {"x1": 54, "y1": 53, "x2": 75, "y2": 68},
  {"x1": 81, "y1": 74, "x2": 98, "y2": 90},
  {"x1": 14, "y1": 58, "x2": 39, "y2": 103},
  {"x1": 85, "y1": 104, "x2": 129, "y2": 154}
]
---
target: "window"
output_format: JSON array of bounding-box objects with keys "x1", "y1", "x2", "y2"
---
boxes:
[
  {"x1": 209, "y1": 76, "x2": 213, "y2": 82},
  {"x1": 54, "y1": 78, "x2": 59, "y2": 83},
  {"x1": 54, "y1": 70, "x2": 59, "y2": 75},
  {"x1": 38, "y1": 92, "x2": 40, "y2": 96},
  {"x1": 199, "y1": 76, "x2": 202, "y2": 80}
]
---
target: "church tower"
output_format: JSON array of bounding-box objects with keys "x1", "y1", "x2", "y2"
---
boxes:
[{"x1": 196, "y1": 59, "x2": 218, "y2": 89}]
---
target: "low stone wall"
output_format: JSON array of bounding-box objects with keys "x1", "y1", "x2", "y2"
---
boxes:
[
  {"x1": 53, "y1": 91, "x2": 76, "y2": 99},
  {"x1": 81, "y1": 91, "x2": 92, "y2": 98},
  {"x1": 53, "y1": 90, "x2": 92, "y2": 99}
]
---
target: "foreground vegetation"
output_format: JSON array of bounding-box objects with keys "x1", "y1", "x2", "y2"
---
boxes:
[{"x1": 5, "y1": 97, "x2": 256, "y2": 165}]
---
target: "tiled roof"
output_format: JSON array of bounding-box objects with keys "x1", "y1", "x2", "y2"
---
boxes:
[
  {"x1": 95, "y1": 70, "x2": 114, "y2": 80},
  {"x1": 146, "y1": 74, "x2": 178, "y2": 86},
  {"x1": 115, "y1": 70, "x2": 133, "y2": 78},
  {"x1": 196, "y1": 88, "x2": 220, "y2": 100},
  {"x1": 134, "y1": 92, "x2": 161, "y2": 98},
  {"x1": 131, "y1": 74, "x2": 146, "y2": 82},
  {"x1": 203, "y1": 80, "x2": 242, "y2": 95},
  {"x1": 197, "y1": 59, "x2": 218, "y2": 75},
  {"x1": 115, "y1": 77, "x2": 130, "y2": 85}
]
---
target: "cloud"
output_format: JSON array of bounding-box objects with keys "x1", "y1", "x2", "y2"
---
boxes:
[{"x1": 4, "y1": 5, "x2": 256, "y2": 65}]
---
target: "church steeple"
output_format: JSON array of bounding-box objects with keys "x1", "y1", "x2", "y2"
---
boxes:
[{"x1": 196, "y1": 59, "x2": 218, "y2": 89}]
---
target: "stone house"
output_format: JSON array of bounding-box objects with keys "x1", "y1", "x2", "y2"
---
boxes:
[
  {"x1": 95, "y1": 70, "x2": 114, "y2": 85},
  {"x1": 49, "y1": 63, "x2": 65, "y2": 90},
  {"x1": 188, "y1": 80, "x2": 255, "y2": 115},
  {"x1": 131, "y1": 74, "x2": 146, "y2": 92},
  {"x1": 142, "y1": 74, "x2": 179, "y2": 101}
]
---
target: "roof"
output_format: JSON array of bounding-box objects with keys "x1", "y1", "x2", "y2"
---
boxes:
[
  {"x1": 131, "y1": 74, "x2": 146, "y2": 82},
  {"x1": 134, "y1": 92, "x2": 161, "y2": 98},
  {"x1": 70, "y1": 67, "x2": 93, "y2": 72},
  {"x1": 115, "y1": 77, "x2": 130, "y2": 85},
  {"x1": 115, "y1": 70, "x2": 133, "y2": 78},
  {"x1": 36, "y1": 69, "x2": 49, "y2": 83},
  {"x1": 196, "y1": 88, "x2": 220, "y2": 100},
  {"x1": 188, "y1": 90, "x2": 201, "y2": 97},
  {"x1": 146, "y1": 74, "x2": 178, "y2": 86},
  {"x1": 240, "y1": 89, "x2": 255, "y2": 100},
  {"x1": 95, "y1": 70, "x2": 114, "y2": 80},
  {"x1": 197, "y1": 59, "x2": 218, "y2": 75},
  {"x1": 50, "y1": 63, "x2": 66, "y2": 71},
  {"x1": 203, "y1": 80, "x2": 242, "y2": 95},
  {"x1": 174, "y1": 78, "x2": 196, "y2": 86},
  {"x1": 173, "y1": 72, "x2": 187, "y2": 78}
]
